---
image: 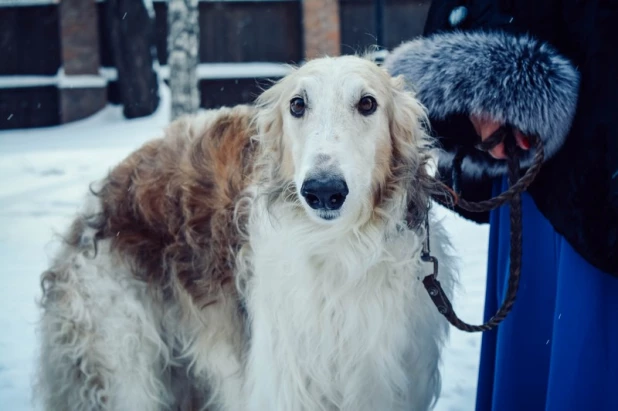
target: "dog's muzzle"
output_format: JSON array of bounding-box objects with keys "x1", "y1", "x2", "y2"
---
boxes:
[{"x1": 301, "y1": 178, "x2": 348, "y2": 211}]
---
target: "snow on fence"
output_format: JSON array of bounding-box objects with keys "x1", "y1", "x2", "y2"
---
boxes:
[
  {"x1": 0, "y1": 0, "x2": 59, "y2": 6},
  {"x1": 0, "y1": 63, "x2": 291, "y2": 90}
]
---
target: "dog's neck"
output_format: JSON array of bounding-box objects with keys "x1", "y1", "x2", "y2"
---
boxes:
[{"x1": 249, "y1": 189, "x2": 417, "y2": 270}]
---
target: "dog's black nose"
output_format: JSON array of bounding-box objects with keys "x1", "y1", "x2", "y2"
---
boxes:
[{"x1": 301, "y1": 178, "x2": 349, "y2": 211}]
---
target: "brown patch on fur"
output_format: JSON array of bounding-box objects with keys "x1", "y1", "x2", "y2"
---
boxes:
[{"x1": 90, "y1": 105, "x2": 258, "y2": 307}]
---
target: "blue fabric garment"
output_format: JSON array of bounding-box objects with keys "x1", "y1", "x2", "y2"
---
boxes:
[{"x1": 475, "y1": 177, "x2": 618, "y2": 411}]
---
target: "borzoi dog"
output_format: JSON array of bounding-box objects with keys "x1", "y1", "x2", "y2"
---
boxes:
[{"x1": 37, "y1": 55, "x2": 456, "y2": 411}]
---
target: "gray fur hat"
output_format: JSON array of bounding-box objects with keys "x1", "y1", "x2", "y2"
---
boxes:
[{"x1": 384, "y1": 31, "x2": 580, "y2": 179}]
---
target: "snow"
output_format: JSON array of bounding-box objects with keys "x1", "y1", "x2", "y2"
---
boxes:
[
  {"x1": 0, "y1": 69, "x2": 107, "y2": 89},
  {"x1": 0, "y1": 83, "x2": 488, "y2": 410},
  {"x1": 142, "y1": 0, "x2": 155, "y2": 18},
  {"x1": 0, "y1": 63, "x2": 291, "y2": 90},
  {"x1": 102, "y1": 63, "x2": 292, "y2": 82},
  {"x1": 0, "y1": 1, "x2": 59, "y2": 6}
]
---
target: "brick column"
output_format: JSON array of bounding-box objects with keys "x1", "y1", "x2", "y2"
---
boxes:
[
  {"x1": 302, "y1": 0, "x2": 341, "y2": 60},
  {"x1": 58, "y1": 0, "x2": 106, "y2": 123},
  {"x1": 59, "y1": 0, "x2": 101, "y2": 75}
]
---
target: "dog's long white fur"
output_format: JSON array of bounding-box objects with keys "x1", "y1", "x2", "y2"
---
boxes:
[{"x1": 242, "y1": 199, "x2": 455, "y2": 410}]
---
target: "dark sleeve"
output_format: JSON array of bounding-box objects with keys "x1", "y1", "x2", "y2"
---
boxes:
[
  {"x1": 423, "y1": 0, "x2": 464, "y2": 36},
  {"x1": 556, "y1": 1, "x2": 618, "y2": 210},
  {"x1": 430, "y1": 114, "x2": 492, "y2": 224},
  {"x1": 403, "y1": 0, "x2": 578, "y2": 223}
]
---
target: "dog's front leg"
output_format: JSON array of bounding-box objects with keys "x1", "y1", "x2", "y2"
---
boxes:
[{"x1": 244, "y1": 306, "x2": 281, "y2": 411}]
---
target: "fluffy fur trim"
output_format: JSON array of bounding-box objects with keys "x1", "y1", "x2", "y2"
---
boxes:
[{"x1": 384, "y1": 31, "x2": 580, "y2": 179}]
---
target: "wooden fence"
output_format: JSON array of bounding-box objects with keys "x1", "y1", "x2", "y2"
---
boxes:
[{"x1": 0, "y1": 0, "x2": 430, "y2": 130}]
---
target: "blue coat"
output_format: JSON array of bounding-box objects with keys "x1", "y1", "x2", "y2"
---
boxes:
[{"x1": 477, "y1": 179, "x2": 618, "y2": 410}]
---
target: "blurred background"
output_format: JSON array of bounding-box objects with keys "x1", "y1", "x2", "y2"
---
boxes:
[{"x1": 0, "y1": 0, "x2": 431, "y2": 130}]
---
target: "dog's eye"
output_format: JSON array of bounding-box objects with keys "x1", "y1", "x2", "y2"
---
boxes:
[
  {"x1": 358, "y1": 96, "x2": 377, "y2": 116},
  {"x1": 290, "y1": 97, "x2": 306, "y2": 118}
]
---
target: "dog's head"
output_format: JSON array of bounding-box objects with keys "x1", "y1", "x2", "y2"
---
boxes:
[{"x1": 255, "y1": 55, "x2": 431, "y2": 227}]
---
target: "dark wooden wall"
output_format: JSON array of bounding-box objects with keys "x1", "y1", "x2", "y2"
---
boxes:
[
  {"x1": 340, "y1": 0, "x2": 431, "y2": 54},
  {"x1": 0, "y1": 5, "x2": 61, "y2": 75},
  {"x1": 0, "y1": 86, "x2": 60, "y2": 130},
  {"x1": 200, "y1": 77, "x2": 274, "y2": 108},
  {"x1": 0, "y1": 5, "x2": 62, "y2": 129},
  {"x1": 154, "y1": 1, "x2": 303, "y2": 65},
  {"x1": 98, "y1": 1, "x2": 303, "y2": 68},
  {"x1": 98, "y1": 0, "x2": 303, "y2": 110}
]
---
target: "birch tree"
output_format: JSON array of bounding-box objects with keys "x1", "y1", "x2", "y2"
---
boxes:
[{"x1": 168, "y1": 0, "x2": 200, "y2": 120}]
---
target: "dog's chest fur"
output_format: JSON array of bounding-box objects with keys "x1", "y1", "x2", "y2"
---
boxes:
[{"x1": 243, "y1": 208, "x2": 440, "y2": 410}]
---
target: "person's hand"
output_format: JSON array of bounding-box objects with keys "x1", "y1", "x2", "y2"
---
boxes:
[{"x1": 470, "y1": 114, "x2": 531, "y2": 160}]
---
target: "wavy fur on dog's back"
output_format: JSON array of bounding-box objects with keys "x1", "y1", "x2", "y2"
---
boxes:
[{"x1": 92, "y1": 105, "x2": 258, "y2": 306}]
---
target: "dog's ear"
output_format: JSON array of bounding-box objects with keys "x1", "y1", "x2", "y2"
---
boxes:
[
  {"x1": 254, "y1": 72, "x2": 295, "y2": 183},
  {"x1": 255, "y1": 79, "x2": 286, "y2": 140},
  {"x1": 388, "y1": 75, "x2": 435, "y2": 227},
  {"x1": 388, "y1": 75, "x2": 429, "y2": 162}
]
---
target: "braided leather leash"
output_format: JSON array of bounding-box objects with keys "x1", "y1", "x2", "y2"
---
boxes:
[{"x1": 419, "y1": 126, "x2": 545, "y2": 332}]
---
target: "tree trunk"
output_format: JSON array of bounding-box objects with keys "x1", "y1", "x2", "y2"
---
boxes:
[
  {"x1": 168, "y1": 0, "x2": 200, "y2": 121},
  {"x1": 106, "y1": 0, "x2": 159, "y2": 119}
]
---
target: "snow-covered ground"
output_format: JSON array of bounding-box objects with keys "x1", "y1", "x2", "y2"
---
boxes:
[{"x1": 0, "y1": 85, "x2": 488, "y2": 410}]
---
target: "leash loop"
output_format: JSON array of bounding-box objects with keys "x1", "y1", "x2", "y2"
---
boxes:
[{"x1": 419, "y1": 126, "x2": 544, "y2": 333}]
